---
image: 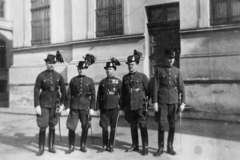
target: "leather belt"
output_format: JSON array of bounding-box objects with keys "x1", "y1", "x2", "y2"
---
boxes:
[
  {"x1": 160, "y1": 84, "x2": 176, "y2": 89},
  {"x1": 129, "y1": 88, "x2": 141, "y2": 93}
]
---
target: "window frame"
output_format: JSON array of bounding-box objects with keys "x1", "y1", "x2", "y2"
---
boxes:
[
  {"x1": 31, "y1": 0, "x2": 51, "y2": 46},
  {"x1": 210, "y1": 0, "x2": 240, "y2": 25},
  {"x1": 96, "y1": 0, "x2": 123, "y2": 37},
  {"x1": 0, "y1": 0, "x2": 5, "y2": 18}
]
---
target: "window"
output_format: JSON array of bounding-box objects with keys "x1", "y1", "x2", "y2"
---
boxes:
[
  {"x1": 0, "y1": 0, "x2": 4, "y2": 18},
  {"x1": 210, "y1": 0, "x2": 240, "y2": 25},
  {"x1": 0, "y1": 40, "x2": 6, "y2": 68},
  {"x1": 0, "y1": 80, "x2": 7, "y2": 93},
  {"x1": 31, "y1": 0, "x2": 50, "y2": 45},
  {"x1": 96, "y1": 0, "x2": 123, "y2": 37}
]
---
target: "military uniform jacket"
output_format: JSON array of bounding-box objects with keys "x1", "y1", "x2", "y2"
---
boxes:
[
  {"x1": 34, "y1": 70, "x2": 66, "y2": 108},
  {"x1": 96, "y1": 76, "x2": 122, "y2": 110},
  {"x1": 152, "y1": 66, "x2": 185, "y2": 104},
  {"x1": 121, "y1": 72, "x2": 149, "y2": 111},
  {"x1": 66, "y1": 75, "x2": 95, "y2": 110}
]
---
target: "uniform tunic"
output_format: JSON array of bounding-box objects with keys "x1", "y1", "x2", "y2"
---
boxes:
[
  {"x1": 96, "y1": 76, "x2": 122, "y2": 129},
  {"x1": 66, "y1": 75, "x2": 96, "y2": 130},
  {"x1": 152, "y1": 66, "x2": 185, "y2": 125},
  {"x1": 34, "y1": 70, "x2": 66, "y2": 128},
  {"x1": 121, "y1": 72, "x2": 149, "y2": 125}
]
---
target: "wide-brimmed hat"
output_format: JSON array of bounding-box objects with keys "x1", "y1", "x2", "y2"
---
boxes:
[
  {"x1": 77, "y1": 53, "x2": 96, "y2": 69},
  {"x1": 126, "y1": 49, "x2": 142, "y2": 64},
  {"x1": 77, "y1": 61, "x2": 88, "y2": 69},
  {"x1": 44, "y1": 50, "x2": 64, "y2": 64},
  {"x1": 164, "y1": 49, "x2": 175, "y2": 58},
  {"x1": 44, "y1": 54, "x2": 57, "y2": 64},
  {"x1": 104, "y1": 57, "x2": 121, "y2": 70}
]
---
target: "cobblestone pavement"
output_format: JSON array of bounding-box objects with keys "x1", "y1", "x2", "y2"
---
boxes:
[{"x1": 0, "y1": 109, "x2": 239, "y2": 160}]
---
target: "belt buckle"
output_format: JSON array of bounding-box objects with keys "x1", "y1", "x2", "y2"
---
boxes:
[{"x1": 50, "y1": 85, "x2": 54, "y2": 91}]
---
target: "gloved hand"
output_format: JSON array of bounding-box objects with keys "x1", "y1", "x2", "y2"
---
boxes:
[
  {"x1": 153, "y1": 103, "x2": 158, "y2": 112},
  {"x1": 66, "y1": 108, "x2": 70, "y2": 115},
  {"x1": 180, "y1": 103, "x2": 186, "y2": 112},
  {"x1": 118, "y1": 110, "x2": 125, "y2": 116},
  {"x1": 89, "y1": 109, "x2": 95, "y2": 116},
  {"x1": 35, "y1": 105, "x2": 41, "y2": 115},
  {"x1": 57, "y1": 104, "x2": 64, "y2": 113},
  {"x1": 97, "y1": 110, "x2": 100, "y2": 116}
]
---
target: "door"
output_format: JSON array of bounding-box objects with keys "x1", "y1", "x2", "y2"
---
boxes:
[{"x1": 146, "y1": 2, "x2": 180, "y2": 76}]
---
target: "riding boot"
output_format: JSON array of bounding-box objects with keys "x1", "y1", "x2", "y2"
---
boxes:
[
  {"x1": 167, "y1": 127, "x2": 176, "y2": 155},
  {"x1": 80, "y1": 128, "x2": 88, "y2": 152},
  {"x1": 65, "y1": 130, "x2": 75, "y2": 154},
  {"x1": 37, "y1": 130, "x2": 45, "y2": 156},
  {"x1": 155, "y1": 126, "x2": 164, "y2": 157},
  {"x1": 140, "y1": 127, "x2": 148, "y2": 156},
  {"x1": 109, "y1": 128, "x2": 116, "y2": 153},
  {"x1": 126, "y1": 124, "x2": 139, "y2": 152},
  {"x1": 48, "y1": 128, "x2": 56, "y2": 153},
  {"x1": 98, "y1": 130, "x2": 108, "y2": 153}
]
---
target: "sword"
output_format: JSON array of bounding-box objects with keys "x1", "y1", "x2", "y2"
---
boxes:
[
  {"x1": 58, "y1": 113, "x2": 62, "y2": 142},
  {"x1": 180, "y1": 110, "x2": 182, "y2": 151},
  {"x1": 113, "y1": 112, "x2": 120, "y2": 146},
  {"x1": 86, "y1": 108, "x2": 94, "y2": 145}
]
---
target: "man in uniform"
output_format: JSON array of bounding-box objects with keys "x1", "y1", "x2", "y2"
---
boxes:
[
  {"x1": 121, "y1": 50, "x2": 149, "y2": 156},
  {"x1": 96, "y1": 57, "x2": 122, "y2": 153},
  {"x1": 65, "y1": 54, "x2": 96, "y2": 154},
  {"x1": 34, "y1": 51, "x2": 66, "y2": 156},
  {"x1": 152, "y1": 49, "x2": 186, "y2": 156}
]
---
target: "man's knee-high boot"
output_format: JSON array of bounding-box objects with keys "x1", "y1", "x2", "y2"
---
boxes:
[
  {"x1": 126, "y1": 125, "x2": 139, "y2": 152},
  {"x1": 167, "y1": 127, "x2": 176, "y2": 155},
  {"x1": 48, "y1": 128, "x2": 56, "y2": 153},
  {"x1": 37, "y1": 130, "x2": 45, "y2": 156},
  {"x1": 155, "y1": 125, "x2": 164, "y2": 157},
  {"x1": 109, "y1": 128, "x2": 116, "y2": 152},
  {"x1": 98, "y1": 130, "x2": 108, "y2": 153},
  {"x1": 140, "y1": 127, "x2": 148, "y2": 156},
  {"x1": 66, "y1": 130, "x2": 75, "y2": 154},
  {"x1": 80, "y1": 128, "x2": 88, "y2": 152}
]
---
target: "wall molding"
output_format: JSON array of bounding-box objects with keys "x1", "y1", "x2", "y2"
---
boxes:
[{"x1": 11, "y1": 34, "x2": 144, "y2": 53}]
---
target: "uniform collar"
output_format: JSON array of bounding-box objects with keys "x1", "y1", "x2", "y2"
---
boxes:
[
  {"x1": 129, "y1": 71, "x2": 137, "y2": 75},
  {"x1": 77, "y1": 75, "x2": 85, "y2": 78}
]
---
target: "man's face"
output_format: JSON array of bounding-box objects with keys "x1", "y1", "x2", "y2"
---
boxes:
[
  {"x1": 46, "y1": 61, "x2": 55, "y2": 71},
  {"x1": 78, "y1": 68, "x2": 86, "y2": 75},
  {"x1": 165, "y1": 57, "x2": 175, "y2": 67},
  {"x1": 128, "y1": 62, "x2": 138, "y2": 73},
  {"x1": 106, "y1": 67, "x2": 115, "y2": 77}
]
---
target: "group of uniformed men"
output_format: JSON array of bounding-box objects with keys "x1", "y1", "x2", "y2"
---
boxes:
[{"x1": 34, "y1": 48, "x2": 186, "y2": 157}]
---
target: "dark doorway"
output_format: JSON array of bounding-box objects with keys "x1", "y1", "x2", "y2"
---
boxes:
[
  {"x1": 146, "y1": 2, "x2": 180, "y2": 76},
  {"x1": 0, "y1": 40, "x2": 6, "y2": 68}
]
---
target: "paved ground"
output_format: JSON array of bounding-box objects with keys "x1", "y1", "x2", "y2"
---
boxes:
[{"x1": 0, "y1": 108, "x2": 240, "y2": 160}]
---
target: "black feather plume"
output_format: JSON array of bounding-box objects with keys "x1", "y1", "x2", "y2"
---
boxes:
[
  {"x1": 110, "y1": 57, "x2": 121, "y2": 66},
  {"x1": 56, "y1": 50, "x2": 64, "y2": 63},
  {"x1": 133, "y1": 49, "x2": 142, "y2": 59},
  {"x1": 83, "y1": 54, "x2": 96, "y2": 66}
]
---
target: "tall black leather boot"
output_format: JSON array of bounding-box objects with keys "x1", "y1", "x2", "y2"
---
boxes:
[
  {"x1": 126, "y1": 124, "x2": 139, "y2": 152},
  {"x1": 167, "y1": 127, "x2": 176, "y2": 155},
  {"x1": 140, "y1": 127, "x2": 148, "y2": 156},
  {"x1": 80, "y1": 128, "x2": 88, "y2": 152},
  {"x1": 155, "y1": 125, "x2": 164, "y2": 157},
  {"x1": 48, "y1": 128, "x2": 56, "y2": 153},
  {"x1": 65, "y1": 130, "x2": 75, "y2": 154},
  {"x1": 37, "y1": 130, "x2": 45, "y2": 156},
  {"x1": 98, "y1": 130, "x2": 108, "y2": 153},
  {"x1": 109, "y1": 128, "x2": 116, "y2": 153}
]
